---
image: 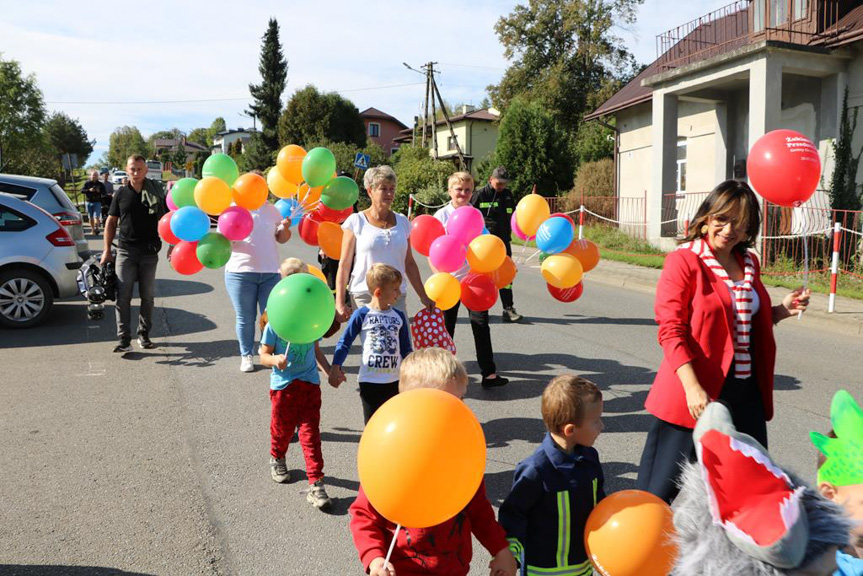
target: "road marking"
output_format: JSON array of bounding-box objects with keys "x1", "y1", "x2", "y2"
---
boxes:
[{"x1": 76, "y1": 361, "x2": 106, "y2": 377}]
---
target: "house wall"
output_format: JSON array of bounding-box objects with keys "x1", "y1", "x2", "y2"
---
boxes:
[
  {"x1": 364, "y1": 119, "x2": 405, "y2": 156},
  {"x1": 468, "y1": 121, "x2": 499, "y2": 174},
  {"x1": 846, "y1": 47, "x2": 863, "y2": 188},
  {"x1": 215, "y1": 133, "x2": 252, "y2": 154}
]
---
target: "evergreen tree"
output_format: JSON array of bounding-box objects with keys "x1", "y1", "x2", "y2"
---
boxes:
[
  {"x1": 248, "y1": 18, "x2": 288, "y2": 155},
  {"x1": 829, "y1": 87, "x2": 862, "y2": 212},
  {"x1": 44, "y1": 112, "x2": 94, "y2": 164},
  {"x1": 240, "y1": 132, "x2": 274, "y2": 172},
  {"x1": 173, "y1": 141, "x2": 187, "y2": 167}
]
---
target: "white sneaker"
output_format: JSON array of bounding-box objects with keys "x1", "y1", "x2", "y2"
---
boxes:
[{"x1": 240, "y1": 355, "x2": 254, "y2": 372}]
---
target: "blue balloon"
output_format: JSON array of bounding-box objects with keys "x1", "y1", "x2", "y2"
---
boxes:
[
  {"x1": 535, "y1": 216, "x2": 574, "y2": 254},
  {"x1": 482, "y1": 227, "x2": 490, "y2": 235},
  {"x1": 170, "y1": 206, "x2": 210, "y2": 242},
  {"x1": 275, "y1": 199, "x2": 302, "y2": 226}
]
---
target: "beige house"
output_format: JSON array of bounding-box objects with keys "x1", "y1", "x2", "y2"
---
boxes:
[{"x1": 587, "y1": 0, "x2": 863, "y2": 249}]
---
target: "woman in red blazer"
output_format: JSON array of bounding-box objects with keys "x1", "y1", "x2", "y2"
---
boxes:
[{"x1": 636, "y1": 180, "x2": 810, "y2": 502}]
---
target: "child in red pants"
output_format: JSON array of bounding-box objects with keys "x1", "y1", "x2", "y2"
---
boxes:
[{"x1": 259, "y1": 258, "x2": 343, "y2": 510}]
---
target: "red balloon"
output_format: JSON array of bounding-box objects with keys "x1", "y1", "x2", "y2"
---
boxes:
[
  {"x1": 551, "y1": 212, "x2": 576, "y2": 228},
  {"x1": 299, "y1": 214, "x2": 320, "y2": 246},
  {"x1": 171, "y1": 241, "x2": 203, "y2": 275},
  {"x1": 410, "y1": 215, "x2": 446, "y2": 257},
  {"x1": 460, "y1": 273, "x2": 498, "y2": 312},
  {"x1": 158, "y1": 212, "x2": 180, "y2": 245},
  {"x1": 316, "y1": 204, "x2": 353, "y2": 223},
  {"x1": 748, "y1": 129, "x2": 821, "y2": 207},
  {"x1": 548, "y1": 281, "x2": 583, "y2": 303}
]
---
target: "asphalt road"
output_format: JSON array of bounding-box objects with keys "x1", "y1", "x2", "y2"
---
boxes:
[{"x1": 0, "y1": 236, "x2": 859, "y2": 575}]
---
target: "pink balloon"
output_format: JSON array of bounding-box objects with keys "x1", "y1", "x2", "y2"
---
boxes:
[
  {"x1": 218, "y1": 206, "x2": 253, "y2": 241},
  {"x1": 429, "y1": 235, "x2": 467, "y2": 273},
  {"x1": 511, "y1": 212, "x2": 535, "y2": 241},
  {"x1": 446, "y1": 206, "x2": 484, "y2": 245},
  {"x1": 166, "y1": 192, "x2": 178, "y2": 212}
]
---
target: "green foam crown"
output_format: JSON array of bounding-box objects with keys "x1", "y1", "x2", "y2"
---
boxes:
[{"x1": 811, "y1": 390, "x2": 863, "y2": 487}]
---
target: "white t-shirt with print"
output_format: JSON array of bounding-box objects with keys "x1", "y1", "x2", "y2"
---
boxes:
[
  {"x1": 342, "y1": 212, "x2": 410, "y2": 295},
  {"x1": 225, "y1": 203, "x2": 283, "y2": 274}
]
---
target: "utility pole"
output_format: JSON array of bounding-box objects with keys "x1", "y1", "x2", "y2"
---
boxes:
[{"x1": 404, "y1": 61, "x2": 466, "y2": 170}]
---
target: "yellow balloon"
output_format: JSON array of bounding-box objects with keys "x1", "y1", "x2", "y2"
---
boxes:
[
  {"x1": 267, "y1": 166, "x2": 299, "y2": 199},
  {"x1": 424, "y1": 272, "x2": 461, "y2": 311},
  {"x1": 541, "y1": 253, "x2": 584, "y2": 289},
  {"x1": 516, "y1": 194, "x2": 551, "y2": 236},
  {"x1": 307, "y1": 265, "x2": 328, "y2": 284},
  {"x1": 277, "y1": 144, "x2": 307, "y2": 185},
  {"x1": 193, "y1": 177, "x2": 232, "y2": 215},
  {"x1": 467, "y1": 235, "x2": 506, "y2": 273}
]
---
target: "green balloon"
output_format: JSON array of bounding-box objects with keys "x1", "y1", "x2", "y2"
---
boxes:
[
  {"x1": 321, "y1": 176, "x2": 359, "y2": 210},
  {"x1": 202, "y1": 153, "x2": 239, "y2": 187},
  {"x1": 196, "y1": 232, "x2": 232, "y2": 269},
  {"x1": 171, "y1": 178, "x2": 198, "y2": 208},
  {"x1": 266, "y1": 273, "x2": 335, "y2": 344},
  {"x1": 301, "y1": 147, "x2": 337, "y2": 187}
]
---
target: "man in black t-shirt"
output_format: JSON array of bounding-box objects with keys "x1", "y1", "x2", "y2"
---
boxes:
[
  {"x1": 82, "y1": 171, "x2": 106, "y2": 235},
  {"x1": 100, "y1": 155, "x2": 167, "y2": 353}
]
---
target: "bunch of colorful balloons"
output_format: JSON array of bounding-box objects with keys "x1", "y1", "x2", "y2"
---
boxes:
[
  {"x1": 267, "y1": 144, "x2": 359, "y2": 260},
  {"x1": 512, "y1": 194, "x2": 601, "y2": 303},
  {"x1": 158, "y1": 153, "x2": 269, "y2": 275},
  {"x1": 412, "y1": 206, "x2": 517, "y2": 313}
]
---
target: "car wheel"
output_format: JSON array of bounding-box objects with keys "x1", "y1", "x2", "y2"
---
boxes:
[{"x1": 0, "y1": 269, "x2": 54, "y2": 328}]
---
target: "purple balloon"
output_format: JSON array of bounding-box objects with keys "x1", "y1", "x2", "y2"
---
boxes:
[
  {"x1": 218, "y1": 205, "x2": 253, "y2": 241},
  {"x1": 511, "y1": 212, "x2": 535, "y2": 242},
  {"x1": 446, "y1": 206, "x2": 484, "y2": 245},
  {"x1": 166, "y1": 192, "x2": 178, "y2": 212},
  {"x1": 429, "y1": 235, "x2": 467, "y2": 273}
]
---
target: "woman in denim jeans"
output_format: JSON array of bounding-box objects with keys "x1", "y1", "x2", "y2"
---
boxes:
[{"x1": 225, "y1": 200, "x2": 292, "y2": 372}]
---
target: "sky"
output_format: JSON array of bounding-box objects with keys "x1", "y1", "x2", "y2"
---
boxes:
[{"x1": 0, "y1": 0, "x2": 721, "y2": 166}]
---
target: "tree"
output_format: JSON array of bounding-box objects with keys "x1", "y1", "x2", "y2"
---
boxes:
[
  {"x1": 107, "y1": 126, "x2": 150, "y2": 168},
  {"x1": 240, "y1": 132, "x2": 274, "y2": 172},
  {"x1": 487, "y1": 0, "x2": 642, "y2": 135},
  {"x1": 573, "y1": 119, "x2": 614, "y2": 164},
  {"x1": 390, "y1": 145, "x2": 454, "y2": 214},
  {"x1": 493, "y1": 97, "x2": 575, "y2": 197},
  {"x1": 0, "y1": 56, "x2": 47, "y2": 172},
  {"x1": 173, "y1": 141, "x2": 187, "y2": 167},
  {"x1": 188, "y1": 127, "x2": 212, "y2": 147},
  {"x1": 208, "y1": 117, "x2": 227, "y2": 141},
  {"x1": 829, "y1": 87, "x2": 862, "y2": 212},
  {"x1": 44, "y1": 112, "x2": 94, "y2": 165},
  {"x1": 248, "y1": 18, "x2": 288, "y2": 155},
  {"x1": 278, "y1": 85, "x2": 365, "y2": 148}
]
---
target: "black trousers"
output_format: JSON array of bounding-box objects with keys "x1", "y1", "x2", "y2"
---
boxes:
[
  {"x1": 444, "y1": 301, "x2": 496, "y2": 377},
  {"x1": 500, "y1": 240, "x2": 513, "y2": 309},
  {"x1": 636, "y1": 372, "x2": 768, "y2": 503},
  {"x1": 359, "y1": 381, "x2": 400, "y2": 424}
]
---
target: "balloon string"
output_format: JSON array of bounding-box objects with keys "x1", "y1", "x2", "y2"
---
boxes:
[
  {"x1": 524, "y1": 249, "x2": 542, "y2": 263},
  {"x1": 798, "y1": 207, "x2": 808, "y2": 321},
  {"x1": 383, "y1": 524, "x2": 401, "y2": 573}
]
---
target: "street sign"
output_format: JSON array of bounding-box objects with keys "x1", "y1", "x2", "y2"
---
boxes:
[
  {"x1": 354, "y1": 152, "x2": 370, "y2": 170},
  {"x1": 61, "y1": 154, "x2": 79, "y2": 171}
]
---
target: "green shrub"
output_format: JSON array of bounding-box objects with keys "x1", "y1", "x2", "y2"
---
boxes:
[{"x1": 565, "y1": 158, "x2": 614, "y2": 209}]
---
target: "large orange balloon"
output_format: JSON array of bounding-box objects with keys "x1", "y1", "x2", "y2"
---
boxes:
[
  {"x1": 357, "y1": 388, "x2": 486, "y2": 528},
  {"x1": 564, "y1": 239, "x2": 600, "y2": 272},
  {"x1": 515, "y1": 194, "x2": 551, "y2": 236},
  {"x1": 424, "y1": 272, "x2": 461, "y2": 310},
  {"x1": 267, "y1": 167, "x2": 299, "y2": 199},
  {"x1": 297, "y1": 183, "x2": 324, "y2": 209},
  {"x1": 541, "y1": 253, "x2": 583, "y2": 289},
  {"x1": 585, "y1": 490, "x2": 677, "y2": 576},
  {"x1": 466, "y1": 235, "x2": 506, "y2": 273},
  {"x1": 485, "y1": 256, "x2": 517, "y2": 289},
  {"x1": 194, "y1": 177, "x2": 232, "y2": 215},
  {"x1": 307, "y1": 264, "x2": 328, "y2": 284},
  {"x1": 232, "y1": 173, "x2": 269, "y2": 210},
  {"x1": 317, "y1": 221, "x2": 344, "y2": 260},
  {"x1": 276, "y1": 144, "x2": 307, "y2": 185}
]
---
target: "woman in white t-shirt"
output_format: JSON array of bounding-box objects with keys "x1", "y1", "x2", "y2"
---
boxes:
[
  {"x1": 225, "y1": 201, "x2": 292, "y2": 372},
  {"x1": 335, "y1": 165, "x2": 433, "y2": 321}
]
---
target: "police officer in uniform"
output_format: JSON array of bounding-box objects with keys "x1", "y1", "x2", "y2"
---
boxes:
[{"x1": 472, "y1": 166, "x2": 522, "y2": 323}]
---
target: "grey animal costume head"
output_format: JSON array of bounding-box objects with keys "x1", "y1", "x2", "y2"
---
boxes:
[{"x1": 671, "y1": 402, "x2": 851, "y2": 575}]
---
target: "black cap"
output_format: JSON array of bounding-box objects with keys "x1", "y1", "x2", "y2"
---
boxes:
[{"x1": 491, "y1": 166, "x2": 509, "y2": 182}]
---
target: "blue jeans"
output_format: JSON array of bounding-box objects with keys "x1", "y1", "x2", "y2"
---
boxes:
[{"x1": 225, "y1": 271, "x2": 281, "y2": 356}]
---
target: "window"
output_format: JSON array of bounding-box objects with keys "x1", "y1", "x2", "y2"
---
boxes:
[
  {"x1": 391, "y1": 147, "x2": 400, "y2": 156},
  {"x1": 0, "y1": 206, "x2": 35, "y2": 232},
  {"x1": 0, "y1": 182, "x2": 37, "y2": 200},
  {"x1": 368, "y1": 122, "x2": 380, "y2": 138},
  {"x1": 676, "y1": 139, "x2": 687, "y2": 193},
  {"x1": 793, "y1": 0, "x2": 807, "y2": 20},
  {"x1": 447, "y1": 136, "x2": 458, "y2": 151},
  {"x1": 769, "y1": 0, "x2": 788, "y2": 27},
  {"x1": 752, "y1": 0, "x2": 765, "y2": 32}
]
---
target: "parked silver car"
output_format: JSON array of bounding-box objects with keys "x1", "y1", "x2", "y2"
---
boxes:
[
  {"x1": 0, "y1": 193, "x2": 82, "y2": 328},
  {"x1": 0, "y1": 174, "x2": 89, "y2": 257}
]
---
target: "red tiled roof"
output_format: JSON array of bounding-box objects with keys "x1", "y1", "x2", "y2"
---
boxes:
[
  {"x1": 584, "y1": 62, "x2": 658, "y2": 120},
  {"x1": 360, "y1": 107, "x2": 408, "y2": 129}
]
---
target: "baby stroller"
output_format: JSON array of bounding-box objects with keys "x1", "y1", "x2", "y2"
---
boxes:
[{"x1": 77, "y1": 255, "x2": 117, "y2": 320}]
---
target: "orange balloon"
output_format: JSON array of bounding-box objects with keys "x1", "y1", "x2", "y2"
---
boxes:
[
  {"x1": 307, "y1": 264, "x2": 328, "y2": 284},
  {"x1": 277, "y1": 144, "x2": 307, "y2": 185},
  {"x1": 466, "y1": 235, "x2": 506, "y2": 273},
  {"x1": 585, "y1": 490, "x2": 677, "y2": 576},
  {"x1": 515, "y1": 194, "x2": 550, "y2": 236},
  {"x1": 267, "y1": 167, "x2": 298, "y2": 199},
  {"x1": 194, "y1": 177, "x2": 232, "y2": 215},
  {"x1": 541, "y1": 253, "x2": 583, "y2": 289},
  {"x1": 317, "y1": 221, "x2": 344, "y2": 260},
  {"x1": 485, "y1": 256, "x2": 517, "y2": 289},
  {"x1": 357, "y1": 388, "x2": 486, "y2": 528},
  {"x1": 564, "y1": 239, "x2": 600, "y2": 272},
  {"x1": 232, "y1": 173, "x2": 269, "y2": 210},
  {"x1": 297, "y1": 183, "x2": 323, "y2": 209},
  {"x1": 424, "y1": 272, "x2": 461, "y2": 310}
]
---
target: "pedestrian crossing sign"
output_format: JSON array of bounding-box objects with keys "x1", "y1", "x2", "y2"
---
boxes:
[{"x1": 354, "y1": 153, "x2": 370, "y2": 170}]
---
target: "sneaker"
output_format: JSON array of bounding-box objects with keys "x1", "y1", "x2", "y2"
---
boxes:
[
  {"x1": 269, "y1": 457, "x2": 290, "y2": 483},
  {"x1": 137, "y1": 333, "x2": 154, "y2": 349},
  {"x1": 502, "y1": 307, "x2": 523, "y2": 323},
  {"x1": 240, "y1": 355, "x2": 254, "y2": 373},
  {"x1": 306, "y1": 479, "x2": 332, "y2": 509},
  {"x1": 113, "y1": 339, "x2": 132, "y2": 353},
  {"x1": 481, "y1": 375, "x2": 509, "y2": 389}
]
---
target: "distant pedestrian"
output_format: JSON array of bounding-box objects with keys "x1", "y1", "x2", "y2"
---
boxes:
[
  {"x1": 100, "y1": 155, "x2": 167, "y2": 353},
  {"x1": 82, "y1": 170, "x2": 106, "y2": 235},
  {"x1": 100, "y1": 172, "x2": 114, "y2": 220}
]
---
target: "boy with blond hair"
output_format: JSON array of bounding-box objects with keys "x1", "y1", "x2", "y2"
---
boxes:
[
  {"x1": 499, "y1": 375, "x2": 605, "y2": 576},
  {"x1": 330, "y1": 264, "x2": 412, "y2": 423},
  {"x1": 349, "y1": 349, "x2": 517, "y2": 576}
]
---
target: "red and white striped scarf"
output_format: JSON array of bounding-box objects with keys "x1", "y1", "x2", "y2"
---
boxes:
[{"x1": 683, "y1": 238, "x2": 756, "y2": 379}]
